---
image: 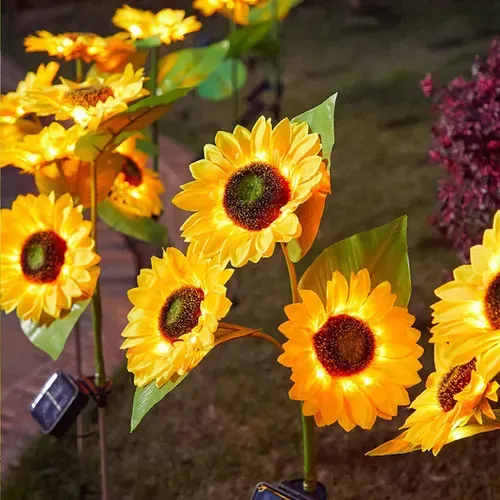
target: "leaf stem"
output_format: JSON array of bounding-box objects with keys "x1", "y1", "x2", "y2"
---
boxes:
[
  {"x1": 149, "y1": 46, "x2": 160, "y2": 173},
  {"x1": 90, "y1": 160, "x2": 109, "y2": 500},
  {"x1": 280, "y1": 242, "x2": 318, "y2": 494}
]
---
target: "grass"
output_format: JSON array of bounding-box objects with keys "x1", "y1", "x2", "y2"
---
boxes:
[{"x1": 2, "y1": 0, "x2": 500, "y2": 498}]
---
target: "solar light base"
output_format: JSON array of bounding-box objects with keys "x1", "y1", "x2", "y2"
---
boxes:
[{"x1": 251, "y1": 480, "x2": 327, "y2": 500}]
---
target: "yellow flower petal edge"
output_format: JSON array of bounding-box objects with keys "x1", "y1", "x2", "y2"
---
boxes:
[
  {"x1": 121, "y1": 244, "x2": 234, "y2": 388},
  {"x1": 172, "y1": 116, "x2": 326, "y2": 268},
  {"x1": 0, "y1": 192, "x2": 100, "y2": 324},
  {"x1": 278, "y1": 269, "x2": 423, "y2": 431},
  {"x1": 112, "y1": 5, "x2": 201, "y2": 44},
  {"x1": 193, "y1": 0, "x2": 260, "y2": 25},
  {"x1": 109, "y1": 135, "x2": 165, "y2": 218},
  {"x1": 430, "y1": 210, "x2": 500, "y2": 366},
  {"x1": 368, "y1": 347, "x2": 499, "y2": 456},
  {"x1": 27, "y1": 63, "x2": 148, "y2": 130}
]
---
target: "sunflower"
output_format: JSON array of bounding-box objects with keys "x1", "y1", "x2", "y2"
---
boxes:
[
  {"x1": 277, "y1": 269, "x2": 423, "y2": 431},
  {"x1": 193, "y1": 0, "x2": 260, "y2": 25},
  {"x1": 27, "y1": 64, "x2": 148, "y2": 130},
  {"x1": 368, "y1": 346, "x2": 499, "y2": 456},
  {"x1": 0, "y1": 62, "x2": 59, "y2": 126},
  {"x1": 1, "y1": 122, "x2": 84, "y2": 173},
  {"x1": 121, "y1": 245, "x2": 233, "y2": 388},
  {"x1": 172, "y1": 116, "x2": 325, "y2": 267},
  {"x1": 109, "y1": 135, "x2": 164, "y2": 218},
  {"x1": 112, "y1": 5, "x2": 201, "y2": 45},
  {"x1": 430, "y1": 210, "x2": 500, "y2": 367},
  {"x1": 0, "y1": 192, "x2": 100, "y2": 324}
]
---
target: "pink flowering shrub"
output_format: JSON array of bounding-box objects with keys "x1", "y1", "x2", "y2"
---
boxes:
[{"x1": 422, "y1": 37, "x2": 500, "y2": 262}]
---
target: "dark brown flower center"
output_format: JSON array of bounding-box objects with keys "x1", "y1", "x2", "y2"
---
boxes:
[
  {"x1": 120, "y1": 155, "x2": 143, "y2": 187},
  {"x1": 20, "y1": 230, "x2": 67, "y2": 283},
  {"x1": 63, "y1": 85, "x2": 114, "y2": 108},
  {"x1": 158, "y1": 286, "x2": 204, "y2": 343},
  {"x1": 222, "y1": 163, "x2": 291, "y2": 231},
  {"x1": 437, "y1": 360, "x2": 475, "y2": 412},
  {"x1": 484, "y1": 272, "x2": 500, "y2": 330},
  {"x1": 312, "y1": 314, "x2": 376, "y2": 377}
]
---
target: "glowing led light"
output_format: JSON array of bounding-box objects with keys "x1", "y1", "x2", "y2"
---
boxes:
[
  {"x1": 469, "y1": 302, "x2": 484, "y2": 316},
  {"x1": 341, "y1": 380, "x2": 355, "y2": 391},
  {"x1": 47, "y1": 147, "x2": 58, "y2": 158},
  {"x1": 377, "y1": 346, "x2": 387, "y2": 357},
  {"x1": 154, "y1": 341, "x2": 172, "y2": 355},
  {"x1": 190, "y1": 336, "x2": 197, "y2": 344},
  {"x1": 129, "y1": 25, "x2": 143, "y2": 38},
  {"x1": 490, "y1": 254, "x2": 500, "y2": 273},
  {"x1": 315, "y1": 367, "x2": 327, "y2": 381},
  {"x1": 130, "y1": 189, "x2": 140, "y2": 199},
  {"x1": 72, "y1": 108, "x2": 88, "y2": 123},
  {"x1": 62, "y1": 38, "x2": 73, "y2": 47},
  {"x1": 26, "y1": 153, "x2": 40, "y2": 164},
  {"x1": 362, "y1": 377, "x2": 372, "y2": 386}
]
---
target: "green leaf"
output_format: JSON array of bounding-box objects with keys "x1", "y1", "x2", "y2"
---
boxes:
[
  {"x1": 98, "y1": 199, "x2": 168, "y2": 246},
  {"x1": 131, "y1": 374, "x2": 188, "y2": 431},
  {"x1": 197, "y1": 58, "x2": 247, "y2": 101},
  {"x1": 136, "y1": 138, "x2": 157, "y2": 157},
  {"x1": 157, "y1": 41, "x2": 229, "y2": 94},
  {"x1": 126, "y1": 87, "x2": 192, "y2": 113},
  {"x1": 299, "y1": 216, "x2": 411, "y2": 307},
  {"x1": 134, "y1": 36, "x2": 162, "y2": 49},
  {"x1": 292, "y1": 92, "x2": 337, "y2": 171},
  {"x1": 249, "y1": 0, "x2": 302, "y2": 24},
  {"x1": 227, "y1": 21, "x2": 273, "y2": 58},
  {"x1": 20, "y1": 300, "x2": 91, "y2": 360}
]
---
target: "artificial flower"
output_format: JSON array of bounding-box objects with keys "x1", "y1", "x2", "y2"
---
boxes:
[
  {"x1": 0, "y1": 192, "x2": 100, "y2": 324},
  {"x1": 430, "y1": 210, "x2": 500, "y2": 366},
  {"x1": 278, "y1": 269, "x2": 423, "y2": 430},
  {"x1": 122, "y1": 245, "x2": 233, "y2": 388},
  {"x1": 367, "y1": 346, "x2": 499, "y2": 456},
  {"x1": 27, "y1": 64, "x2": 148, "y2": 130},
  {"x1": 109, "y1": 135, "x2": 164, "y2": 218},
  {"x1": 173, "y1": 116, "x2": 325, "y2": 267},
  {"x1": 0, "y1": 122, "x2": 84, "y2": 173},
  {"x1": 194, "y1": 0, "x2": 260, "y2": 25},
  {"x1": 0, "y1": 62, "x2": 59, "y2": 127},
  {"x1": 112, "y1": 5, "x2": 201, "y2": 45}
]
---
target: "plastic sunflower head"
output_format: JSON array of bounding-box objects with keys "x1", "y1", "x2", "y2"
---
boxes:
[
  {"x1": 92, "y1": 33, "x2": 138, "y2": 74},
  {"x1": 173, "y1": 116, "x2": 326, "y2": 268},
  {"x1": 430, "y1": 210, "x2": 500, "y2": 366},
  {"x1": 278, "y1": 269, "x2": 424, "y2": 431},
  {"x1": 1, "y1": 122, "x2": 84, "y2": 173},
  {"x1": 219, "y1": 0, "x2": 261, "y2": 25},
  {"x1": 27, "y1": 64, "x2": 148, "y2": 130},
  {"x1": 0, "y1": 192, "x2": 100, "y2": 324},
  {"x1": 0, "y1": 62, "x2": 59, "y2": 125},
  {"x1": 193, "y1": 0, "x2": 228, "y2": 17},
  {"x1": 121, "y1": 245, "x2": 233, "y2": 388},
  {"x1": 112, "y1": 4, "x2": 201, "y2": 45},
  {"x1": 109, "y1": 135, "x2": 165, "y2": 218}
]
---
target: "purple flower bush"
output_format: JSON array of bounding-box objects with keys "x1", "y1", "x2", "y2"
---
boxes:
[{"x1": 422, "y1": 37, "x2": 500, "y2": 262}]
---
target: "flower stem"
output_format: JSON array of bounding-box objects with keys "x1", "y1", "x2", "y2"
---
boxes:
[
  {"x1": 149, "y1": 46, "x2": 160, "y2": 173},
  {"x1": 272, "y1": 0, "x2": 282, "y2": 121},
  {"x1": 229, "y1": 17, "x2": 239, "y2": 125},
  {"x1": 280, "y1": 242, "x2": 318, "y2": 494},
  {"x1": 76, "y1": 59, "x2": 83, "y2": 83},
  {"x1": 90, "y1": 160, "x2": 109, "y2": 500},
  {"x1": 214, "y1": 324, "x2": 283, "y2": 352}
]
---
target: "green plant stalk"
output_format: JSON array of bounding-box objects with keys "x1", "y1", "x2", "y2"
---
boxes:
[
  {"x1": 280, "y1": 243, "x2": 318, "y2": 493},
  {"x1": 90, "y1": 160, "x2": 109, "y2": 500},
  {"x1": 273, "y1": 0, "x2": 282, "y2": 121},
  {"x1": 149, "y1": 46, "x2": 160, "y2": 173},
  {"x1": 76, "y1": 58, "x2": 83, "y2": 83},
  {"x1": 229, "y1": 17, "x2": 239, "y2": 124}
]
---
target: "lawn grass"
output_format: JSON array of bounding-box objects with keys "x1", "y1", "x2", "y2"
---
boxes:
[{"x1": 2, "y1": 0, "x2": 500, "y2": 498}]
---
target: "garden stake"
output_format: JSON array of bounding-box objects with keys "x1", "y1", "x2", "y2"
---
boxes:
[
  {"x1": 90, "y1": 160, "x2": 109, "y2": 500},
  {"x1": 149, "y1": 46, "x2": 160, "y2": 173},
  {"x1": 273, "y1": 0, "x2": 283, "y2": 121},
  {"x1": 281, "y1": 242, "x2": 318, "y2": 494},
  {"x1": 229, "y1": 17, "x2": 239, "y2": 125}
]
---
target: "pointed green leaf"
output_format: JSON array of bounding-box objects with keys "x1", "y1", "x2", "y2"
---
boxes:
[
  {"x1": 20, "y1": 300, "x2": 91, "y2": 360},
  {"x1": 98, "y1": 199, "x2": 167, "y2": 247},
  {"x1": 292, "y1": 92, "x2": 337, "y2": 171},
  {"x1": 126, "y1": 87, "x2": 192, "y2": 113},
  {"x1": 197, "y1": 58, "x2": 247, "y2": 101},
  {"x1": 131, "y1": 374, "x2": 189, "y2": 431},
  {"x1": 157, "y1": 41, "x2": 229, "y2": 93},
  {"x1": 134, "y1": 36, "x2": 162, "y2": 49},
  {"x1": 299, "y1": 216, "x2": 411, "y2": 307},
  {"x1": 227, "y1": 21, "x2": 274, "y2": 58}
]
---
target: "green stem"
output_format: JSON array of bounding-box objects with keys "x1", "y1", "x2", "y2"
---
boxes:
[
  {"x1": 149, "y1": 46, "x2": 160, "y2": 173},
  {"x1": 272, "y1": 0, "x2": 282, "y2": 121},
  {"x1": 90, "y1": 160, "x2": 109, "y2": 500},
  {"x1": 76, "y1": 59, "x2": 83, "y2": 83},
  {"x1": 229, "y1": 17, "x2": 239, "y2": 125},
  {"x1": 280, "y1": 243, "x2": 318, "y2": 494}
]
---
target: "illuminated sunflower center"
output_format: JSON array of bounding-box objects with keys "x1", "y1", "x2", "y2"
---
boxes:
[
  {"x1": 312, "y1": 314, "x2": 375, "y2": 377},
  {"x1": 158, "y1": 286, "x2": 204, "y2": 343},
  {"x1": 62, "y1": 86, "x2": 114, "y2": 108},
  {"x1": 222, "y1": 163, "x2": 291, "y2": 231},
  {"x1": 20, "y1": 230, "x2": 68, "y2": 284},
  {"x1": 437, "y1": 360, "x2": 475, "y2": 412},
  {"x1": 120, "y1": 156, "x2": 143, "y2": 187},
  {"x1": 484, "y1": 272, "x2": 500, "y2": 329}
]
